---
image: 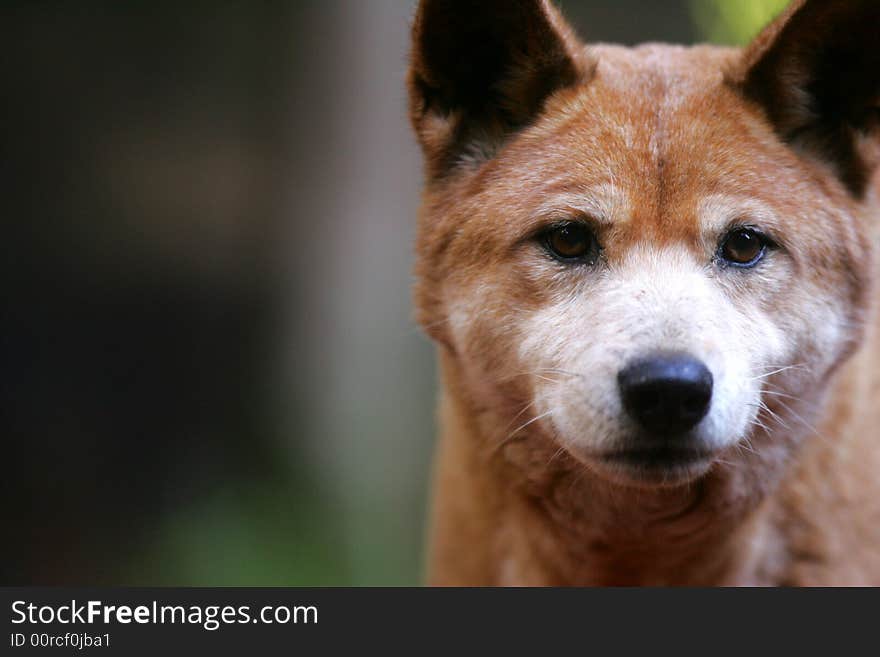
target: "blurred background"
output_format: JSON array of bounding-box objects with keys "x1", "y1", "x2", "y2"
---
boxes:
[{"x1": 2, "y1": 0, "x2": 787, "y2": 586}]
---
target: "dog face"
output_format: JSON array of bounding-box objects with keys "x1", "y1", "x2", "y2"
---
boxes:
[{"x1": 409, "y1": 1, "x2": 878, "y2": 487}]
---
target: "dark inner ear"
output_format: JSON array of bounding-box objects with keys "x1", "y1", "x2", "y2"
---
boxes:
[
  {"x1": 737, "y1": 0, "x2": 880, "y2": 196},
  {"x1": 416, "y1": 2, "x2": 575, "y2": 119},
  {"x1": 409, "y1": 0, "x2": 590, "y2": 178}
]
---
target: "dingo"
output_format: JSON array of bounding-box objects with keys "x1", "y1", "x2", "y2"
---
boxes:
[{"x1": 408, "y1": 0, "x2": 880, "y2": 585}]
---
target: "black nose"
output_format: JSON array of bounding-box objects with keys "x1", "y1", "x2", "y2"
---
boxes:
[{"x1": 618, "y1": 352, "x2": 713, "y2": 436}]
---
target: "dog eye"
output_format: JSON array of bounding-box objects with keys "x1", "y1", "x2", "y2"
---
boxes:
[
  {"x1": 543, "y1": 222, "x2": 599, "y2": 263},
  {"x1": 719, "y1": 227, "x2": 768, "y2": 267}
]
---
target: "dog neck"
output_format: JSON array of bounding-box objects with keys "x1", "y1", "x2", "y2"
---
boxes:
[{"x1": 428, "y1": 351, "x2": 792, "y2": 586}]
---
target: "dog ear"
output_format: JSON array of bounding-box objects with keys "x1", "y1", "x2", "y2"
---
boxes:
[
  {"x1": 733, "y1": 0, "x2": 880, "y2": 196},
  {"x1": 408, "y1": 0, "x2": 593, "y2": 179}
]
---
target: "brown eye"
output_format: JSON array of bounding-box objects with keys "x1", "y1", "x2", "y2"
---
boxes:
[
  {"x1": 544, "y1": 222, "x2": 599, "y2": 263},
  {"x1": 719, "y1": 227, "x2": 768, "y2": 267}
]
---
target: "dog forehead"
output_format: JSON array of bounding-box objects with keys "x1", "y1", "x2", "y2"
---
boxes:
[
  {"x1": 475, "y1": 44, "x2": 792, "y2": 242},
  {"x1": 536, "y1": 43, "x2": 751, "y2": 181},
  {"x1": 589, "y1": 43, "x2": 738, "y2": 95}
]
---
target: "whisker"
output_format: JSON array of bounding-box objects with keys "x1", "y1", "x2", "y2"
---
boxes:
[
  {"x1": 773, "y1": 399, "x2": 833, "y2": 447},
  {"x1": 748, "y1": 415, "x2": 772, "y2": 435},
  {"x1": 532, "y1": 374, "x2": 566, "y2": 384},
  {"x1": 760, "y1": 402, "x2": 791, "y2": 430},
  {"x1": 748, "y1": 363, "x2": 809, "y2": 380},
  {"x1": 760, "y1": 389, "x2": 801, "y2": 401},
  {"x1": 746, "y1": 400, "x2": 790, "y2": 431},
  {"x1": 501, "y1": 369, "x2": 582, "y2": 383},
  {"x1": 504, "y1": 399, "x2": 537, "y2": 432},
  {"x1": 506, "y1": 410, "x2": 554, "y2": 440},
  {"x1": 539, "y1": 368, "x2": 585, "y2": 379},
  {"x1": 740, "y1": 437, "x2": 758, "y2": 455},
  {"x1": 545, "y1": 445, "x2": 567, "y2": 467},
  {"x1": 493, "y1": 410, "x2": 555, "y2": 454}
]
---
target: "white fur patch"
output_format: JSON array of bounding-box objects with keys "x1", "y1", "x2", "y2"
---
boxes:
[{"x1": 518, "y1": 243, "x2": 787, "y2": 462}]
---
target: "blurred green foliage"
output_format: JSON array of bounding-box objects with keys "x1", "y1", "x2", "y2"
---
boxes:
[
  {"x1": 690, "y1": 0, "x2": 789, "y2": 44},
  {"x1": 120, "y1": 475, "x2": 427, "y2": 586},
  {"x1": 121, "y1": 480, "x2": 353, "y2": 586}
]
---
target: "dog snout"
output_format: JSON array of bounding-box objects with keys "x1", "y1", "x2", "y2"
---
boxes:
[{"x1": 618, "y1": 352, "x2": 713, "y2": 436}]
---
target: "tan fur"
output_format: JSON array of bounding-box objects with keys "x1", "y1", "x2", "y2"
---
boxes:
[{"x1": 410, "y1": 0, "x2": 880, "y2": 585}]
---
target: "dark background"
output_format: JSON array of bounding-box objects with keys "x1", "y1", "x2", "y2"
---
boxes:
[{"x1": 1, "y1": 1, "x2": 785, "y2": 585}]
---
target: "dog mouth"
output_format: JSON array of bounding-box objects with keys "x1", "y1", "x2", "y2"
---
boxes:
[{"x1": 588, "y1": 445, "x2": 716, "y2": 486}]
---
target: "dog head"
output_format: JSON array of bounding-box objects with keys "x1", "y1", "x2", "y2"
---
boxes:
[{"x1": 409, "y1": 0, "x2": 879, "y2": 487}]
